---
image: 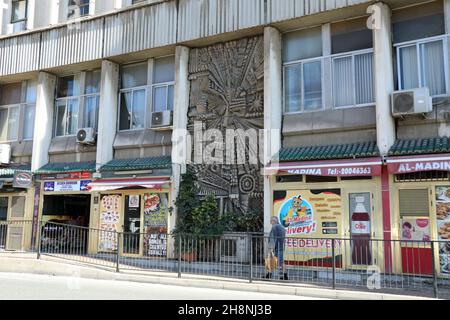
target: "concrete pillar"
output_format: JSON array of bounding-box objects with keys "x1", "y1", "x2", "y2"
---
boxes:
[
  {"x1": 263, "y1": 26, "x2": 283, "y2": 234},
  {"x1": 170, "y1": 45, "x2": 190, "y2": 234},
  {"x1": 96, "y1": 60, "x2": 119, "y2": 171},
  {"x1": 445, "y1": 0, "x2": 450, "y2": 34},
  {"x1": 372, "y1": 2, "x2": 396, "y2": 156},
  {"x1": 26, "y1": 0, "x2": 36, "y2": 30},
  {"x1": 322, "y1": 23, "x2": 333, "y2": 110},
  {"x1": 31, "y1": 72, "x2": 56, "y2": 172}
]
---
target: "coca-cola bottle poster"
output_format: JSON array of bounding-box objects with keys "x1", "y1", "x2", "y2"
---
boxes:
[
  {"x1": 349, "y1": 193, "x2": 372, "y2": 265},
  {"x1": 273, "y1": 189, "x2": 342, "y2": 267}
]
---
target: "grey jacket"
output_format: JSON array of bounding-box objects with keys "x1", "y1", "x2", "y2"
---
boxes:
[{"x1": 269, "y1": 223, "x2": 285, "y2": 252}]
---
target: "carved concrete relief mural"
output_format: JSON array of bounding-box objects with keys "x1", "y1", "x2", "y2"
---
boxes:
[{"x1": 187, "y1": 36, "x2": 264, "y2": 214}]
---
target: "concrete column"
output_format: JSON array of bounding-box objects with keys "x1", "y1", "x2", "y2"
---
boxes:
[
  {"x1": 96, "y1": 60, "x2": 119, "y2": 171},
  {"x1": 31, "y1": 72, "x2": 56, "y2": 172},
  {"x1": 170, "y1": 45, "x2": 190, "y2": 234},
  {"x1": 445, "y1": 0, "x2": 450, "y2": 34},
  {"x1": 372, "y1": 2, "x2": 396, "y2": 156},
  {"x1": 26, "y1": 0, "x2": 36, "y2": 30},
  {"x1": 322, "y1": 23, "x2": 333, "y2": 110},
  {"x1": 263, "y1": 26, "x2": 283, "y2": 234}
]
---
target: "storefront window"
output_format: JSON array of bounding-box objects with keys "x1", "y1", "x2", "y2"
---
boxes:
[
  {"x1": 144, "y1": 193, "x2": 169, "y2": 257},
  {"x1": 10, "y1": 196, "x2": 25, "y2": 219}
]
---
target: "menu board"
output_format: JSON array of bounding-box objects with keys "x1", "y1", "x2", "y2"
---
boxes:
[
  {"x1": 143, "y1": 193, "x2": 169, "y2": 257},
  {"x1": 98, "y1": 194, "x2": 121, "y2": 251},
  {"x1": 273, "y1": 189, "x2": 343, "y2": 266},
  {"x1": 436, "y1": 186, "x2": 450, "y2": 274}
]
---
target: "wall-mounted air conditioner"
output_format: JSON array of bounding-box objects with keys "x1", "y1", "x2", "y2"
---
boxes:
[
  {"x1": 77, "y1": 128, "x2": 97, "y2": 145},
  {"x1": 392, "y1": 88, "x2": 433, "y2": 117},
  {"x1": 0, "y1": 144, "x2": 11, "y2": 164}
]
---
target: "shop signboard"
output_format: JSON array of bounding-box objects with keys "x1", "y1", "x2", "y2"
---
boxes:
[
  {"x1": 435, "y1": 186, "x2": 450, "y2": 275},
  {"x1": 273, "y1": 189, "x2": 343, "y2": 266},
  {"x1": 40, "y1": 172, "x2": 92, "y2": 181},
  {"x1": 13, "y1": 172, "x2": 33, "y2": 189},
  {"x1": 388, "y1": 156, "x2": 450, "y2": 174},
  {"x1": 267, "y1": 158, "x2": 382, "y2": 177},
  {"x1": 43, "y1": 180, "x2": 91, "y2": 192},
  {"x1": 143, "y1": 193, "x2": 168, "y2": 257}
]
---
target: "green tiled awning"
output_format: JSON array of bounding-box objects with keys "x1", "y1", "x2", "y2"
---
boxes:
[
  {"x1": 389, "y1": 137, "x2": 450, "y2": 156},
  {"x1": 0, "y1": 164, "x2": 31, "y2": 178},
  {"x1": 100, "y1": 156, "x2": 172, "y2": 172},
  {"x1": 279, "y1": 142, "x2": 379, "y2": 162},
  {"x1": 35, "y1": 161, "x2": 96, "y2": 174}
]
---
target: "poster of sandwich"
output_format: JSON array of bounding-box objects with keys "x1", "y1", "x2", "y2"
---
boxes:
[
  {"x1": 436, "y1": 186, "x2": 450, "y2": 274},
  {"x1": 273, "y1": 189, "x2": 343, "y2": 267},
  {"x1": 98, "y1": 194, "x2": 121, "y2": 252}
]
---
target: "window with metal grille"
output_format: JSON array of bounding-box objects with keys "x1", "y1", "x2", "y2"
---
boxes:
[
  {"x1": 395, "y1": 171, "x2": 449, "y2": 182},
  {"x1": 399, "y1": 189, "x2": 430, "y2": 217}
]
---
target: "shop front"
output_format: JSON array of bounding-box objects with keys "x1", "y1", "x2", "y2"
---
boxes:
[
  {"x1": 0, "y1": 166, "x2": 34, "y2": 251},
  {"x1": 266, "y1": 155, "x2": 385, "y2": 271},
  {"x1": 35, "y1": 162, "x2": 96, "y2": 253},
  {"x1": 387, "y1": 153, "x2": 450, "y2": 277},
  {"x1": 87, "y1": 156, "x2": 172, "y2": 258}
]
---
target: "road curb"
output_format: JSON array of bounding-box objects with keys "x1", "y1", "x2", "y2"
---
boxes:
[{"x1": 0, "y1": 256, "x2": 436, "y2": 300}]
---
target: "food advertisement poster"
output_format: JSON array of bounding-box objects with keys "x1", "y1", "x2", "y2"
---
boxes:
[
  {"x1": 144, "y1": 193, "x2": 169, "y2": 257},
  {"x1": 273, "y1": 189, "x2": 343, "y2": 266},
  {"x1": 400, "y1": 217, "x2": 430, "y2": 242},
  {"x1": 436, "y1": 186, "x2": 450, "y2": 274},
  {"x1": 98, "y1": 194, "x2": 121, "y2": 252}
]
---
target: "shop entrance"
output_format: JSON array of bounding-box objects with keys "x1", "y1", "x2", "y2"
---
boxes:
[
  {"x1": 42, "y1": 195, "x2": 91, "y2": 252},
  {"x1": 0, "y1": 197, "x2": 7, "y2": 249}
]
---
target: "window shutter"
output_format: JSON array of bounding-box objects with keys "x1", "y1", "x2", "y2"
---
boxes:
[{"x1": 399, "y1": 189, "x2": 430, "y2": 217}]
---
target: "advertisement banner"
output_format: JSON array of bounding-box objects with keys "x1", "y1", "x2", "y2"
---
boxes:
[
  {"x1": 435, "y1": 186, "x2": 450, "y2": 275},
  {"x1": 143, "y1": 193, "x2": 169, "y2": 257},
  {"x1": 98, "y1": 194, "x2": 121, "y2": 252},
  {"x1": 273, "y1": 189, "x2": 343, "y2": 266},
  {"x1": 43, "y1": 180, "x2": 91, "y2": 192}
]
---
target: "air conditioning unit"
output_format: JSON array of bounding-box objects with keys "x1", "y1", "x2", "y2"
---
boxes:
[
  {"x1": 0, "y1": 144, "x2": 11, "y2": 164},
  {"x1": 77, "y1": 128, "x2": 96, "y2": 145},
  {"x1": 392, "y1": 88, "x2": 433, "y2": 117},
  {"x1": 7, "y1": 21, "x2": 27, "y2": 34},
  {"x1": 151, "y1": 111, "x2": 173, "y2": 129}
]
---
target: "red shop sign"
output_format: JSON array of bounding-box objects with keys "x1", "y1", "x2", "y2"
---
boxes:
[
  {"x1": 387, "y1": 154, "x2": 450, "y2": 174},
  {"x1": 266, "y1": 158, "x2": 383, "y2": 177}
]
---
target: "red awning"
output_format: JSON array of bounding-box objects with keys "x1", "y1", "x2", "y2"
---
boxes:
[
  {"x1": 387, "y1": 153, "x2": 450, "y2": 174},
  {"x1": 265, "y1": 157, "x2": 383, "y2": 177},
  {"x1": 87, "y1": 178, "x2": 170, "y2": 192}
]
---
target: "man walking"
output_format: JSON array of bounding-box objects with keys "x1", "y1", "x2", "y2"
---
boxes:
[{"x1": 268, "y1": 216, "x2": 288, "y2": 280}]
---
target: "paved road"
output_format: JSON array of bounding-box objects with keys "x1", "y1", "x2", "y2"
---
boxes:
[{"x1": 0, "y1": 273, "x2": 331, "y2": 300}]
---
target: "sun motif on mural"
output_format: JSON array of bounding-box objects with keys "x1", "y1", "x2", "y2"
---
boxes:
[{"x1": 187, "y1": 36, "x2": 264, "y2": 214}]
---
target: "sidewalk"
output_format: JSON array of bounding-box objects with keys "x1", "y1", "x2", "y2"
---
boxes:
[{"x1": 0, "y1": 254, "x2": 437, "y2": 300}]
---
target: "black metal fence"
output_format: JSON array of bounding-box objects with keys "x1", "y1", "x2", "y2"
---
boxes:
[{"x1": 1, "y1": 220, "x2": 449, "y2": 299}]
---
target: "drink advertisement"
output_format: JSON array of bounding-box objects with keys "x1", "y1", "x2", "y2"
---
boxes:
[
  {"x1": 435, "y1": 186, "x2": 450, "y2": 275},
  {"x1": 143, "y1": 193, "x2": 169, "y2": 257},
  {"x1": 273, "y1": 189, "x2": 343, "y2": 267},
  {"x1": 98, "y1": 194, "x2": 121, "y2": 252}
]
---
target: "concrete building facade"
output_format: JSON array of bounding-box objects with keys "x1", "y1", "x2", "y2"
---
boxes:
[{"x1": 0, "y1": 0, "x2": 449, "y2": 275}]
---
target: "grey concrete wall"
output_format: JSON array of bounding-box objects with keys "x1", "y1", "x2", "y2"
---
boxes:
[
  {"x1": 113, "y1": 129, "x2": 172, "y2": 160},
  {"x1": 396, "y1": 100, "x2": 450, "y2": 139},
  {"x1": 283, "y1": 106, "x2": 377, "y2": 146}
]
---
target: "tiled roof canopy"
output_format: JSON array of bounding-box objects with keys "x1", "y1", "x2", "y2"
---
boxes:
[
  {"x1": 35, "y1": 161, "x2": 96, "y2": 174},
  {"x1": 279, "y1": 142, "x2": 379, "y2": 162},
  {"x1": 389, "y1": 137, "x2": 450, "y2": 156},
  {"x1": 100, "y1": 156, "x2": 172, "y2": 172}
]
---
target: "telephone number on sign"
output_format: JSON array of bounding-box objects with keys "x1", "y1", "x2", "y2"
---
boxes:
[{"x1": 328, "y1": 167, "x2": 372, "y2": 175}]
